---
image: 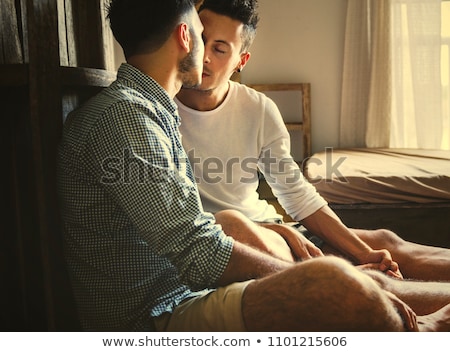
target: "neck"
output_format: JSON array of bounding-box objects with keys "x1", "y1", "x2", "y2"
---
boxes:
[
  {"x1": 177, "y1": 81, "x2": 230, "y2": 111},
  {"x1": 127, "y1": 52, "x2": 181, "y2": 99}
]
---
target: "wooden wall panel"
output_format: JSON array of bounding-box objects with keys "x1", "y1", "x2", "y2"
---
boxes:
[
  {"x1": 0, "y1": 0, "x2": 25, "y2": 63},
  {"x1": 1, "y1": 0, "x2": 115, "y2": 331},
  {"x1": 57, "y1": 0, "x2": 114, "y2": 70}
]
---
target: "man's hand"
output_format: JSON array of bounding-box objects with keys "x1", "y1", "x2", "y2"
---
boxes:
[
  {"x1": 357, "y1": 249, "x2": 403, "y2": 279},
  {"x1": 384, "y1": 290, "x2": 418, "y2": 331},
  {"x1": 260, "y1": 223, "x2": 324, "y2": 261},
  {"x1": 284, "y1": 230, "x2": 324, "y2": 261}
]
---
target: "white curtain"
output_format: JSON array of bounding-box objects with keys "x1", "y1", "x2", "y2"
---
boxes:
[{"x1": 340, "y1": 0, "x2": 443, "y2": 149}]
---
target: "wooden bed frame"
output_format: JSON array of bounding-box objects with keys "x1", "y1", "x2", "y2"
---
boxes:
[
  {"x1": 252, "y1": 83, "x2": 450, "y2": 248},
  {"x1": 329, "y1": 202, "x2": 450, "y2": 248}
]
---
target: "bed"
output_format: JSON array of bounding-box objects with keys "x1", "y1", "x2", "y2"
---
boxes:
[
  {"x1": 303, "y1": 148, "x2": 450, "y2": 247},
  {"x1": 252, "y1": 83, "x2": 450, "y2": 248}
]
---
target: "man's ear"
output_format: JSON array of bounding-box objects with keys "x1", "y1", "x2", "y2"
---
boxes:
[
  {"x1": 177, "y1": 23, "x2": 191, "y2": 53},
  {"x1": 239, "y1": 52, "x2": 251, "y2": 70}
]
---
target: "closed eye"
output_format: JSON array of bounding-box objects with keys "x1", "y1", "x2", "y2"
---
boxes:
[{"x1": 215, "y1": 47, "x2": 226, "y2": 54}]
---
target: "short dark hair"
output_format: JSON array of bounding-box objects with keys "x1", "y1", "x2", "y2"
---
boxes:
[
  {"x1": 199, "y1": 0, "x2": 259, "y2": 52},
  {"x1": 107, "y1": 0, "x2": 196, "y2": 58}
]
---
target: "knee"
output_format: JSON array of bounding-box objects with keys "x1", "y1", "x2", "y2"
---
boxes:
[
  {"x1": 308, "y1": 255, "x2": 354, "y2": 272},
  {"x1": 320, "y1": 258, "x2": 403, "y2": 330},
  {"x1": 214, "y1": 209, "x2": 256, "y2": 237},
  {"x1": 215, "y1": 209, "x2": 248, "y2": 225},
  {"x1": 294, "y1": 257, "x2": 404, "y2": 331},
  {"x1": 301, "y1": 256, "x2": 374, "y2": 289},
  {"x1": 369, "y1": 229, "x2": 404, "y2": 248}
]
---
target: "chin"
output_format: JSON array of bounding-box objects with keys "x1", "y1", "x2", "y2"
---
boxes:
[
  {"x1": 182, "y1": 76, "x2": 202, "y2": 90},
  {"x1": 197, "y1": 79, "x2": 214, "y2": 91}
]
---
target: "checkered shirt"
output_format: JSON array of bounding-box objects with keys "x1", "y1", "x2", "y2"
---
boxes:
[{"x1": 57, "y1": 63, "x2": 233, "y2": 331}]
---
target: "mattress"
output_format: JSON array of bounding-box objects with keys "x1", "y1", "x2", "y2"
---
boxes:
[{"x1": 304, "y1": 148, "x2": 450, "y2": 204}]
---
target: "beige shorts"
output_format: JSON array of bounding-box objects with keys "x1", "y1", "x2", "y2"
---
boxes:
[{"x1": 153, "y1": 280, "x2": 253, "y2": 332}]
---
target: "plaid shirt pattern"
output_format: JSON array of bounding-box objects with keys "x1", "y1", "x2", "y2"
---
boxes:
[{"x1": 57, "y1": 63, "x2": 233, "y2": 331}]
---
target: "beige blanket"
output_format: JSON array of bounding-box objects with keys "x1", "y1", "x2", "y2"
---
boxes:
[{"x1": 304, "y1": 148, "x2": 450, "y2": 204}]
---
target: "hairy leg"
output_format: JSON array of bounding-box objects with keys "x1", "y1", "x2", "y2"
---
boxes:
[
  {"x1": 364, "y1": 269, "x2": 450, "y2": 315},
  {"x1": 215, "y1": 211, "x2": 450, "y2": 331},
  {"x1": 215, "y1": 210, "x2": 295, "y2": 262},
  {"x1": 418, "y1": 304, "x2": 450, "y2": 332},
  {"x1": 242, "y1": 256, "x2": 406, "y2": 331},
  {"x1": 354, "y1": 229, "x2": 450, "y2": 281},
  {"x1": 216, "y1": 209, "x2": 450, "y2": 283}
]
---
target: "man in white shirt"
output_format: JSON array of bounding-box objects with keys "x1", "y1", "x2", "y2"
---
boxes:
[{"x1": 176, "y1": 0, "x2": 450, "y2": 282}]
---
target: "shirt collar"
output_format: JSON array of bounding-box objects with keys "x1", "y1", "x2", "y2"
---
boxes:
[{"x1": 116, "y1": 63, "x2": 178, "y2": 117}]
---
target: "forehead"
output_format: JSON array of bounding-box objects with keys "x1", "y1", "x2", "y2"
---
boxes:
[
  {"x1": 199, "y1": 9, "x2": 244, "y2": 46},
  {"x1": 192, "y1": 9, "x2": 204, "y2": 30}
]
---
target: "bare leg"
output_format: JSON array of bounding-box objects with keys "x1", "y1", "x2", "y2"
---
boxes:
[
  {"x1": 215, "y1": 210, "x2": 295, "y2": 262},
  {"x1": 364, "y1": 269, "x2": 450, "y2": 315},
  {"x1": 366, "y1": 271, "x2": 450, "y2": 332},
  {"x1": 418, "y1": 304, "x2": 450, "y2": 332},
  {"x1": 215, "y1": 211, "x2": 450, "y2": 330},
  {"x1": 354, "y1": 229, "x2": 450, "y2": 281},
  {"x1": 242, "y1": 256, "x2": 406, "y2": 331}
]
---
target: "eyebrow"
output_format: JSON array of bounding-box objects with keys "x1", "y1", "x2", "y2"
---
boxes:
[
  {"x1": 214, "y1": 40, "x2": 231, "y2": 47},
  {"x1": 203, "y1": 34, "x2": 232, "y2": 47}
]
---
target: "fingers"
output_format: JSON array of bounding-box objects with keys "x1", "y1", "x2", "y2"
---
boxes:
[
  {"x1": 366, "y1": 249, "x2": 403, "y2": 279},
  {"x1": 378, "y1": 252, "x2": 403, "y2": 279},
  {"x1": 389, "y1": 261, "x2": 402, "y2": 277},
  {"x1": 385, "y1": 269, "x2": 403, "y2": 280},
  {"x1": 273, "y1": 225, "x2": 323, "y2": 261},
  {"x1": 357, "y1": 263, "x2": 403, "y2": 279},
  {"x1": 308, "y1": 244, "x2": 324, "y2": 258},
  {"x1": 290, "y1": 240, "x2": 313, "y2": 260},
  {"x1": 289, "y1": 241, "x2": 323, "y2": 261},
  {"x1": 378, "y1": 250, "x2": 394, "y2": 271},
  {"x1": 385, "y1": 291, "x2": 418, "y2": 332},
  {"x1": 356, "y1": 263, "x2": 379, "y2": 271},
  {"x1": 398, "y1": 302, "x2": 418, "y2": 332}
]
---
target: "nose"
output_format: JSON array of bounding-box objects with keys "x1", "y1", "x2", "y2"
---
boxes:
[
  {"x1": 204, "y1": 53, "x2": 211, "y2": 64},
  {"x1": 203, "y1": 47, "x2": 211, "y2": 64}
]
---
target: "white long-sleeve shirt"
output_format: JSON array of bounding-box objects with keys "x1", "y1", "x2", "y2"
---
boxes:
[{"x1": 176, "y1": 81, "x2": 327, "y2": 222}]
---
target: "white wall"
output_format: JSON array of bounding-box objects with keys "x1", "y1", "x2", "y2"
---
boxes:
[
  {"x1": 112, "y1": 0, "x2": 348, "y2": 153},
  {"x1": 241, "y1": 0, "x2": 348, "y2": 153}
]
